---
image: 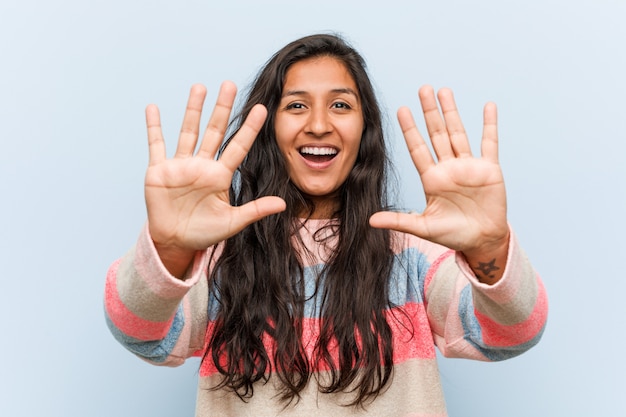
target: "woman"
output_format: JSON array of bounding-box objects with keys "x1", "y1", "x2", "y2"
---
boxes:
[{"x1": 105, "y1": 34, "x2": 548, "y2": 416}]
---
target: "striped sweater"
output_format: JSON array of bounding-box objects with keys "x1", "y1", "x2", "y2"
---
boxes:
[{"x1": 105, "y1": 220, "x2": 548, "y2": 416}]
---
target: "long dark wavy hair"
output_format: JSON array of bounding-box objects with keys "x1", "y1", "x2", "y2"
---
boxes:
[{"x1": 204, "y1": 33, "x2": 397, "y2": 407}]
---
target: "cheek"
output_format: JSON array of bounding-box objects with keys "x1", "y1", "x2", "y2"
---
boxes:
[
  {"x1": 273, "y1": 123, "x2": 289, "y2": 156},
  {"x1": 345, "y1": 127, "x2": 364, "y2": 159},
  {"x1": 274, "y1": 116, "x2": 297, "y2": 147},
  {"x1": 343, "y1": 116, "x2": 364, "y2": 144}
]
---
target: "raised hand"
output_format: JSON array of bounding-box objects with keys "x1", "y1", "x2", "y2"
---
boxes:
[
  {"x1": 370, "y1": 86, "x2": 509, "y2": 283},
  {"x1": 144, "y1": 82, "x2": 286, "y2": 276}
]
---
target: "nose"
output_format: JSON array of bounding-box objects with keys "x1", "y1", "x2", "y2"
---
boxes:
[{"x1": 304, "y1": 107, "x2": 332, "y2": 137}]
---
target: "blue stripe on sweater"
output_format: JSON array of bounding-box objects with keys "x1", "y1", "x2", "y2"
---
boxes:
[
  {"x1": 206, "y1": 247, "x2": 431, "y2": 321},
  {"x1": 105, "y1": 304, "x2": 185, "y2": 363},
  {"x1": 389, "y1": 247, "x2": 429, "y2": 305}
]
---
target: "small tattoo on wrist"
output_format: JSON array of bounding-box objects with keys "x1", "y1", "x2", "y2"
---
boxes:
[{"x1": 475, "y1": 258, "x2": 499, "y2": 279}]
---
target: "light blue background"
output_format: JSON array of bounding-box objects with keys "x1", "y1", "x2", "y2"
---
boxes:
[{"x1": 1, "y1": 0, "x2": 624, "y2": 415}]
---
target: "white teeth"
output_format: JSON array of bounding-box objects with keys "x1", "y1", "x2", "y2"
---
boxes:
[{"x1": 300, "y1": 146, "x2": 337, "y2": 156}]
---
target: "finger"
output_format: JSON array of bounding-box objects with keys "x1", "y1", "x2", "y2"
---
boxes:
[
  {"x1": 197, "y1": 81, "x2": 238, "y2": 159},
  {"x1": 419, "y1": 85, "x2": 454, "y2": 161},
  {"x1": 219, "y1": 104, "x2": 268, "y2": 172},
  {"x1": 369, "y1": 211, "x2": 429, "y2": 238},
  {"x1": 231, "y1": 196, "x2": 287, "y2": 230},
  {"x1": 481, "y1": 102, "x2": 499, "y2": 163},
  {"x1": 437, "y1": 88, "x2": 472, "y2": 158},
  {"x1": 146, "y1": 104, "x2": 166, "y2": 166},
  {"x1": 397, "y1": 106, "x2": 435, "y2": 176},
  {"x1": 175, "y1": 84, "x2": 207, "y2": 158}
]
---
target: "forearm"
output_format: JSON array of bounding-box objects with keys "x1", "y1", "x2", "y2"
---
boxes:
[
  {"x1": 104, "y1": 225, "x2": 209, "y2": 362},
  {"x1": 459, "y1": 230, "x2": 547, "y2": 356},
  {"x1": 426, "y1": 229, "x2": 548, "y2": 360}
]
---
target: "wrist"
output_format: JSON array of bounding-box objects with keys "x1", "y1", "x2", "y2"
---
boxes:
[
  {"x1": 462, "y1": 231, "x2": 510, "y2": 285},
  {"x1": 153, "y1": 242, "x2": 197, "y2": 279},
  {"x1": 462, "y1": 230, "x2": 510, "y2": 260}
]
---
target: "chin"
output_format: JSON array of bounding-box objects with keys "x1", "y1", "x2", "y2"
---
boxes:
[{"x1": 300, "y1": 185, "x2": 337, "y2": 198}]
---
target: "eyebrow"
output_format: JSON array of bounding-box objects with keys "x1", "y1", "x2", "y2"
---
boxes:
[{"x1": 281, "y1": 88, "x2": 359, "y2": 99}]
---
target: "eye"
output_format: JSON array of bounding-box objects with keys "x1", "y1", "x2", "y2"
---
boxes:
[
  {"x1": 285, "y1": 102, "x2": 305, "y2": 110},
  {"x1": 332, "y1": 102, "x2": 352, "y2": 110}
]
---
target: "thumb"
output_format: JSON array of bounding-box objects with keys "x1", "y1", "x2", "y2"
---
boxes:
[
  {"x1": 232, "y1": 196, "x2": 287, "y2": 230},
  {"x1": 369, "y1": 210, "x2": 427, "y2": 237}
]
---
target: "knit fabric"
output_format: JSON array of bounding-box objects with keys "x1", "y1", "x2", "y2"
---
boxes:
[{"x1": 105, "y1": 220, "x2": 547, "y2": 416}]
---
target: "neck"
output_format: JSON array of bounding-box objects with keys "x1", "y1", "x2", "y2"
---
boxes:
[{"x1": 298, "y1": 194, "x2": 340, "y2": 219}]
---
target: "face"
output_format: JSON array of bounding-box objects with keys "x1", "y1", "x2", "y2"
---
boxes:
[{"x1": 275, "y1": 56, "x2": 364, "y2": 216}]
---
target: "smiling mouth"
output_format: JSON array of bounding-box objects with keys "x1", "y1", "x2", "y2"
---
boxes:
[{"x1": 299, "y1": 146, "x2": 338, "y2": 163}]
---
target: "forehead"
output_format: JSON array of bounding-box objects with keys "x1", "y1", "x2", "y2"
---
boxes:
[{"x1": 282, "y1": 56, "x2": 358, "y2": 93}]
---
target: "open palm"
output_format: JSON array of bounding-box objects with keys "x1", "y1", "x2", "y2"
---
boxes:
[
  {"x1": 144, "y1": 83, "x2": 285, "y2": 273},
  {"x1": 370, "y1": 86, "x2": 508, "y2": 255}
]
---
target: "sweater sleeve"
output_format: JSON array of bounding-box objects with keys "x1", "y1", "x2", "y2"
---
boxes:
[
  {"x1": 423, "y1": 228, "x2": 548, "y2": 361},
  {"x1": 104, "y1": 224, "x2": 211, "y2": 366}
]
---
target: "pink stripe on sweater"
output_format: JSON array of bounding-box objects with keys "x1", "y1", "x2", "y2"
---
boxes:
[
  {"x1": 475, "y1": 276, "x2": 548, "y2": 347},
  {"x1": 105, "y1": 259, "x2": 174, "y2": 341},
  {"x1": 198, "y1": 302, "x2": 435, "y2": 377},
  {"x1": 389, "y1": 302, "x2": 436, "y2": 362}
]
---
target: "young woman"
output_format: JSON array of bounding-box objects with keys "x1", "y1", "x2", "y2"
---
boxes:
[{"x1": 105, "y1": 34, "x2": 548, "y2": 416}]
